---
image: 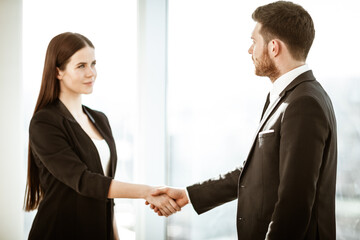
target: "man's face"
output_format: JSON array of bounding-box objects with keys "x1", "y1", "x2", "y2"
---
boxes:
[{"x1": 248, "y1": 23, "x2": 278, "y2": 80}]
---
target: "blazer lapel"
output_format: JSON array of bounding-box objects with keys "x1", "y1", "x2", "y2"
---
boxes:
[
  {"x1": 55, "y1": 100, "x2": 115, "y2": 177},
  {"x1": 83, "y1": 106, "x2": 116, "y2": 178}
]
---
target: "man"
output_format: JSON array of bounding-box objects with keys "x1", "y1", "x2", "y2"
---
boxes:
[{"x1": 150, "y1": 1, "x2": 337, "y2": 239}]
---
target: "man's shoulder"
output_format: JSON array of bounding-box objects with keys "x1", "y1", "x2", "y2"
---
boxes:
[
  {"x1": 284, "y1": 78, "x2": 336, "y2": 124},
  {"x1": 288, "y1": 78, "x2": 329, "y2": 102}
]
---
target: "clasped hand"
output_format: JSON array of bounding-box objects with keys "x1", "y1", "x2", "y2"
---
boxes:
[{"x1": 145, "y1": 187, "x2": 189, "y2": 217}]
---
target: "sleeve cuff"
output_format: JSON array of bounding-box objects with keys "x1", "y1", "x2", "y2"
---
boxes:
[{"x1": 185, "y1": 187, "x2": 192, "y2": 204}]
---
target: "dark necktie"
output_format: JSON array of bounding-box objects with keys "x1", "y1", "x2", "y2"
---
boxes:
[{"x1": 260, "y1": 93, "x2": 270, "y2": 121}]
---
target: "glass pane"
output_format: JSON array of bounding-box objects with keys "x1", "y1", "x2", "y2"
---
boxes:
[
  {"x1": 307, "y1": 1, "x2": 360, "y2": 239},
  {"x1": 167, "y1": 0, "x2": 360, "y2": 239},
  {"x1": 22, "y1": 1, "x2": 137, "y2": 239},
  {"x1": 167, "y1": 1, "x2": 268, "y2": 239}
]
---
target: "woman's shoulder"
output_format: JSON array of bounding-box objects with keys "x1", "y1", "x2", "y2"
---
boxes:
[
  {"x1": 29, "y1": 102, "x2": 66, "y2": 136},
  {"x1": 30, "y1": 100, "x2": 77, "y2": 130},
  {"x1": 31, "y1": 102, "x2": 62, "y2": 122}
]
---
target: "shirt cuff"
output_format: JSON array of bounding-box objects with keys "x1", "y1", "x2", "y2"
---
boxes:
[{"x1": 185, "y1": 187, "x2": 191, "y2": 204}]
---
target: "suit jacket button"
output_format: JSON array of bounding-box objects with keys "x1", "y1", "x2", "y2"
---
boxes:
[
  {"x1": 239, "y1": 217, "x2": 243, "y2": 221},
  {"x1": 240, "y1": 185, "x2": 245, "y2": 188}
]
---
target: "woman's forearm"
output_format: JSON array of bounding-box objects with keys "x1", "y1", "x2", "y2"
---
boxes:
[
  {"x1": 107, "y1": 180, "x2": 181, "y2": 217},
  {"x1": 107, "y1": 180, "x2": 151, "y2": 199}
]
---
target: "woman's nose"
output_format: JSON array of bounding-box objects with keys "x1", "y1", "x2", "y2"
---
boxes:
[{"x1": 86, "y1": 66, "x2": 96, "y2": 77}]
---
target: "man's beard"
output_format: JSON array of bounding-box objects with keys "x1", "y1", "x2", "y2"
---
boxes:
[{"x1": 254, "y1": 49, "x2": 280, "y2": 81}]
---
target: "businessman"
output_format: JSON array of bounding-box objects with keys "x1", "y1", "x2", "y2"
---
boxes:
[{"x1": 150, "y1": 1, "x2": 337, "y2": 239}]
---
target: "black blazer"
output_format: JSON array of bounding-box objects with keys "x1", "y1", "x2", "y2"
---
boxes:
[
  {"x1": 187, "y1": 71, "x2": 337, "y2": 240},
  {"x1": 28, "y1": 99, "x2": 117, "y2": 240}
]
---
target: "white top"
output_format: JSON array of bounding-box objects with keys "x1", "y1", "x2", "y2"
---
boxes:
[{"x1": 91, "y1": 138, "x2": 111, "y2": 177}]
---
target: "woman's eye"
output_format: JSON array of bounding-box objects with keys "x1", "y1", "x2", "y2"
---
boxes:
[{"x1": 78, "y1": 64, "x2": 85, "y2": 69}]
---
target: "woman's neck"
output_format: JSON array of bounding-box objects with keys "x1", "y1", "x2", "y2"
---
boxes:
[{"x1": 59, "y1": 93, "x2": 84, "y2": 119}]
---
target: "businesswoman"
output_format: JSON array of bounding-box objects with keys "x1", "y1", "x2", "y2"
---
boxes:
[{"x1": 24, "y1": 32, "x2": 179, "y2": 240}]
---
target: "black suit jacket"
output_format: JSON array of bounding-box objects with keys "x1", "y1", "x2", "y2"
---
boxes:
[
  {"x1": 187, "y1": 71, "x2": 337, "y2": 240},
  {"x1": 28, "y1": 100, "x2": 117, "y2": 240}
]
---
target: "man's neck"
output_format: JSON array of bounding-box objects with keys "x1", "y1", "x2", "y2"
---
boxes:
[{"x1": 272, "y1": 61, "x2": 305, "y2": 83}]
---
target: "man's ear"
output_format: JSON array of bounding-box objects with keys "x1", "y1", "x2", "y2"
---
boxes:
[
  {"x1": 57, "y1": 67, "x2": 63, "y2": 80},
  {"x1": 268, "y1": 39, "x2": 281, "y2": 58}
]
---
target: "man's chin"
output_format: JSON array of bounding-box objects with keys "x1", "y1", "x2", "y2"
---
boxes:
[{"x1": 255, "y1": 69, "x2": 266, "y2": 77}]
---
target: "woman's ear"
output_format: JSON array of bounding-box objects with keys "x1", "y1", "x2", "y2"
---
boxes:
[{"x1": 57, "y1": 67, "x2": 63, "y2": 80}]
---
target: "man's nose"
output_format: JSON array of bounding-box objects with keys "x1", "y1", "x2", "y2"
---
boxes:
[{"x1": 248, "y1": 45, "x2": 253, "y2": 54}]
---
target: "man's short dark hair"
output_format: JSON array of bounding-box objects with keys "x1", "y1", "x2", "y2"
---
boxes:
[{"x1": 252, "y1": 1, "x2": 315, "y2": 61}]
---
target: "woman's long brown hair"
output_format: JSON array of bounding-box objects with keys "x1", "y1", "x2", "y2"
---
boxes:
[{"x1": 24, "y1": 32, "x2": 94, "y2": 211}]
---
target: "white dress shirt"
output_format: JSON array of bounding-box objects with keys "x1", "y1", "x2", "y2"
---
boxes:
[
  {"x1": 262, "y1": 64, "x2": 310, "y2": 119},
  {"x1": 269, "y1": 64, "x2": 310, "y2": 105}
]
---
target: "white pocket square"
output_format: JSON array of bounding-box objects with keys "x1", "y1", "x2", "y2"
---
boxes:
[
  {"x1": 259, "y1": 129, "x2": 275, "y2": 137},
  {"x1": 259, "y1": 129, "x2": 274, "y2": 134}
]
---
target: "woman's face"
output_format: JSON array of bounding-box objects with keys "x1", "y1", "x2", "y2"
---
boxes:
[{"x1": 57, "y1": 46, "x2": 97, "y2": 96}]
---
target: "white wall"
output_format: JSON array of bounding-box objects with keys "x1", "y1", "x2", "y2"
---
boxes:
[{"x1": 0, "y1": 0, "x2": 24, "y2": 239}]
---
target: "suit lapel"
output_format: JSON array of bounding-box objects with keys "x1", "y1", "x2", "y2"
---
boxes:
[
  {"x1": 279, "y1": 70, "x2": 316, "y2": 96},
  {"x1": 259, "y1": 70, "x2": 316, "y2": 132},
  {"x1": 242, "y1": 70, "x2": 316, "y2": 169},
  {"x1": 247, "y1": 96, "x2": 282, "y2": 154},
  {"x1": 260, "y1": 93, "x2": 270, "y2": 121}
]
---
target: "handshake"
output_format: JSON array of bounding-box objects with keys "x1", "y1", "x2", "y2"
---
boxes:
[{"x1": 144, "y1": 187, "x2": 189, "y2": 217}]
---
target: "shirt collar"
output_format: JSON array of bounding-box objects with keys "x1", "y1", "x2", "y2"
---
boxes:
[{"x1": 269, "y1": 64, "x2": 310, "y2": 103}]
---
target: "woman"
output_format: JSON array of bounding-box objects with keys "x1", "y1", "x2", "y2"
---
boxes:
[{"x1": 24, "y1": 32, "x2": 179, "y2": 240}]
